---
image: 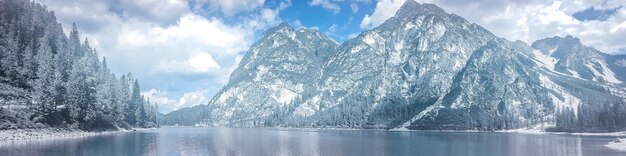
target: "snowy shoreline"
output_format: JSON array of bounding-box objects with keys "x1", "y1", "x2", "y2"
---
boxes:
[
  {"x1": 605, "y1": 138, "x2": 626, "y2": 152},
  {"x1": 390, "y1": 127, "x2": 626, "y2": 152},
  {"x1": 204, "y1": 126, "x2": 626, "y2": 137},
  {"x1": 2, "y1": 126, "x2": 625, "y2": 152},
  {"x1": 0, "y1": 128, "x2": 156, "y2": 143},
  {"x1": 391, "y1": 128, "x2": 626, "y2": 137}
]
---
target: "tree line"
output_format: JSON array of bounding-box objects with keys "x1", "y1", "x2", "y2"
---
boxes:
[{"x1": 0, "y1": 0, "x2": 158, "y2": 131}]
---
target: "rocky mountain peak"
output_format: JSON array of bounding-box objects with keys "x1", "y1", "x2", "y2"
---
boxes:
[
  {"x1": 395, "y1": 0, "x2": 448, "y2": 19},
  {"x1": 195, "y1": 1, "x2": 626, "y2": 132},
  {"x1": 258, "y1": 23, "x2": 296, "y2": 40},
  {"x1": 531, "y1": 35, "x2": 583, "y2": 51},
  {"x1": 531, "y1": 35, "x2": 624, "y2": 84},
  {"x1": 531, "y1": 35, "x2": 598, "y2": 61}
]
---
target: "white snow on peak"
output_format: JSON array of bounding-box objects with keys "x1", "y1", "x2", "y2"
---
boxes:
[
  {"x1": 277, "y1": 27, "x2": 297, "y2": 41},
  {"x1": 288, "y1": 31, "x2": 297, "y2": 41}
]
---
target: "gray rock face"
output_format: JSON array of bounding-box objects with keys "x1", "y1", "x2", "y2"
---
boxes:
[{"x1": 199, "y1": 0, "x2": 626, "y2": 131}]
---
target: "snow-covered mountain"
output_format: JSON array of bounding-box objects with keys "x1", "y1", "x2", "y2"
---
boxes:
[
  {"x1": 204, "y1": 24, "x2": 337, "y2": 126},
  {"x1": 532, "y1": 35, "x2": 625, "y2": 84},
  {"x1": 197, "y1": 0, "x2": 626, "y2": 131}
]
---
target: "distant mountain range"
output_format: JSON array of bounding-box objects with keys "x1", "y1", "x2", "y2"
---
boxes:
[{"x1": 165, "y1": 0, "x2": 626, "y2": 132}]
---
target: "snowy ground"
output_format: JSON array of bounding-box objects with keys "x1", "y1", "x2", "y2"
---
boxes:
[
  {"x1": 0, "y1": 128, "x2": 155, "y2": 142},
  {"x1": 605, "y1": 138, "x2": 626, "y2": 152},
  {"x1": 392, "y1": 125, "x2": 626, "y2": 152},
  {"x1": 497, "y1": 129, "x2": 626, "y2": 137}
]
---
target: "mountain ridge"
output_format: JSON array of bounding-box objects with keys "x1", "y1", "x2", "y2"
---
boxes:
[{"x1": 167, "y1": 0, "x2": 626, "y2": 132}]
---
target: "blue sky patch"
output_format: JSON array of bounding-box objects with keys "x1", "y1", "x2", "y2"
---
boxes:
[{"x1": 573, "y1": 6, "x2": 621, "y2": 21}]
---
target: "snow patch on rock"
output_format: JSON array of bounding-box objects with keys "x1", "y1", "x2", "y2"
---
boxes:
[
  {"x1": 532, "y1": 50, "x2": 558, "y2": 70},
  {"x1": 395, "y1": 97, "x2": 445, "y2": 130},
  {"x1": 587, "y1": 61, "x2": 622, "y2": 84},
  {"x1": 362, "y1": 32, "x2": 379, "y2": 47},
  {"x1": 294, "y1": 94, "x2": 322, "y2": 117},
  {"x1": 390, "y1": 42, "x2": 404, "y2": 64},
  {"x1": 539, "y1": 74, "x2": 581, "y2": 116},
  {"x1": 350, "y1": 44, "x2": 366, "y2": 54},
  {"x1": 255, "y1": 65, "x2": 268, "y2": 81}
]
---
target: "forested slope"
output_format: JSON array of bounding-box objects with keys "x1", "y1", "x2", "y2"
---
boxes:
[{"x1": 0, "y1": 0, "x2": 158, "y2": 131}]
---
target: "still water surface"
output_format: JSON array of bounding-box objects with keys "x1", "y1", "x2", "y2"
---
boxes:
[{"x1": 0, "y1": 127, "x2": 624, "y2": 156}]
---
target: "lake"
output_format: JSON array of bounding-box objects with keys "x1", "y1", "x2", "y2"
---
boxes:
[{"x1": 0, "y1": 127, "x2": 623, "y2": 156}]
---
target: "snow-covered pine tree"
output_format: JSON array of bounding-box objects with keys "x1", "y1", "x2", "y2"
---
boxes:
[
  {"x1": 31, "y1": 32, "x2": 55, "y2": 126},
  {"x1": 126, "y1": 80, "x2": 141, "y2": 127},
  {"x1": 67, "y1": 39, "x2": 97, "y2": 129}
]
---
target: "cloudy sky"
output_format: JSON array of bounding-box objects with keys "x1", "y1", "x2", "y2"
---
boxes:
[{"x1": 35, "y1": 0, "x2": 626, "y2": 113}]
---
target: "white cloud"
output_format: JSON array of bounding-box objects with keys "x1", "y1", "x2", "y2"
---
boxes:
[
  {"x1": 154, "y1": 52, "x2": 221, "y2": 74},
  {"x1": 310, "y1": 0, "x2": 341, "y2": 14},
  {"x1": 108, "y1": 13, "x2": 253, "y2": 79},
  {"x1": 143, "y1": 89, "x2": 211, "y2": 113},
  {"x1": 279, "y1": 0, "x2": 293, "y2": 10},
  {"x1": 189, "y1": 53, "x2": 221, "y2": 72},
  {"x1": 35, "y1": 0, "x2": 284, "y2": 113},
  {"x1": 119, "y1": 0, "x2": 189, "y2": 25},
  {"x1": 360, "y1": 0, "x2": 626, "y2": 54},
  {"x1": 293, "y1": 19, "x2": 304, "y2": 29},
  {"x1": 536, "y1": 1, "x2": 580, "y2": 26},
  {"x1": 260, "y1": 8, "x2": 280, "y2": 25},
  {"x1": 241, "y1": 7, "x2": 282, "y2": 31},
  {"x1": 34, "y1": 0, "x2": 121, "y2": 34},
  {"x1": 360, "y1": 0, "x2": 408, "y2": 29}
]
